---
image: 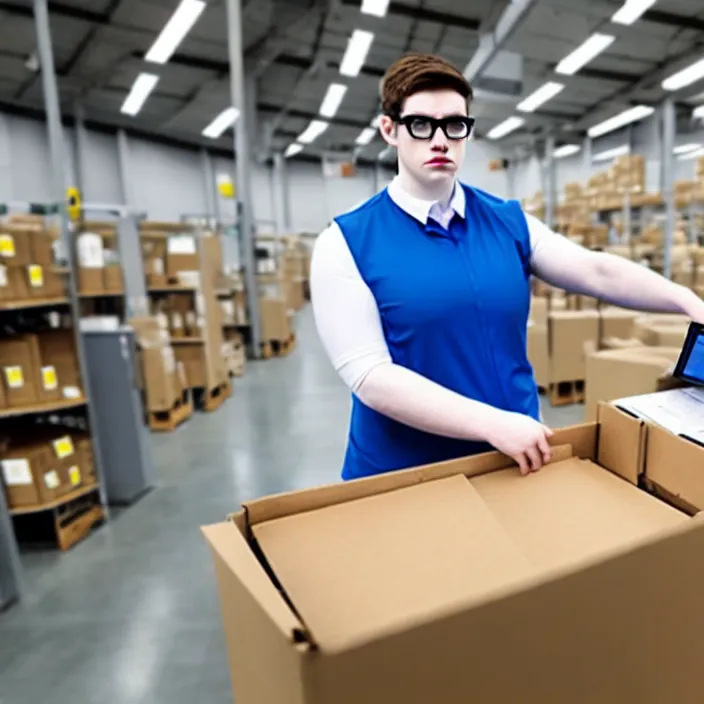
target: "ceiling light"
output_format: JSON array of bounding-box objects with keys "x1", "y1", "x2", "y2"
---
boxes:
[
  {"x1": 611, "y1": 0, "x2": 657, "y2": 25},
  {"x1": 517, "y1": 82, "x2": 564, "y2": 113},
  {"x1": 202, "y1": 107, "x2": 240, "y2": 139},
  {"x1": 121, "y1": 73, "x2": 159, "y2": 116},
  {"x1": 355, "y1": 127, "x2": 377, "y2": 146},
  {"x1": 592, "y1": 145, "x2": 630, "y2": 162},
  {"x1": 678, "y1": 147, "x2": 704, "y2": 161},
  {"x1": 371, "y1": 114, "x2": 382, "y2": 128},
  {"x1": 319, "y1": 83, "x2": 348, "y2": 119},
  {"x1": 361, "y1": 0, "x2": 390, "y2": 17},
  {"x1": 145, "y1": 0, "x2": 206, "y2": 64},
  {"x1": 662, "y1": 58, "x2": 704, "y2": 92},
  {"x1": 588, "y1": 105, "x2": 654, "y2": 138},
  {"x1": 487, "y1": 116, "x2": 525, "y2": 140},
  {"x1": 297, "y1": 120, "x2": 329, "y2": 144},
  {"x1": 339, "y1": 29, "x2": 374, "y2": 77},
  {"x1": 556, "y1": 33, "x2": 614, "y2": 76},
  {"x1": 285, "y1": 144, "x2": 303, "y2": 158},
  {"x1": 694, "y1": 105, "x2": 704, "y2": 119},
  {"x1": 673, "y1": 143, "x2": 701, "y2": 155},
  {"x1": 554, "y1": 144, "x2": 581, "y2": 159}
]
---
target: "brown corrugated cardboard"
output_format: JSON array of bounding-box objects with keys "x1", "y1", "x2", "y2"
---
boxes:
[
  {"x1": 31, "y1": 229, "x2": 54, "y2": 266},
  {"x1": 259, "y1": 296, "x2": 291, "y2": 341},
  {"x1": 526, "y1": 322, "x2": 549, "y2": 388},
  {"x1": 635, "y1": 314, "x2": 690, "y2": 347},
  {"x1": 0, "y1": 226, "x2": 33, "y2": 266},
  {"x1": 0, "y1": 335, "x2": 41, "y2": 407},
  {"x1": 7, "y1": 266, "x2": 30, "y2": 301},
  {"x1": 599, "y1": 306, "x2": 638, "y2": 342},
  {"x1": 1, "y1": 442, "x2": 63, "y2": 508},
  {"x1": 203, "y1": 407, "x2": 704, "y2": 704},
  {"x1": 78, "y1": 267, "x2": 104, "y2": 294},
  {"x1": 38, "y1": 329, "x2": 82, "y2": 398},
  {"x1": 585, "y1": 346, "x2": 681, "y2": 421},
  {"x1": 103, "y1": 265, "x2": 124, "y2": 293},
  {"x1": 528, "y1": 296, "x2": 548, "y2": 326},
  {"x1": 174, "y1": 345, "x2": 207, "y2": 388},
  {"x1": 549, "y1": 310, "x2": 599, "y2": 382}
]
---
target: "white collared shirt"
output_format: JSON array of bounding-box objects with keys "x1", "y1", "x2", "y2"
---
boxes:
[{"x1": 311, "y1": 177, "x2": 555, "y2": 392}]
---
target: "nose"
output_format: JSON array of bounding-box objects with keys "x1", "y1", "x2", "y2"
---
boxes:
[{"x1": 429, "y1": 128, "x2": 449, "y2": 151}]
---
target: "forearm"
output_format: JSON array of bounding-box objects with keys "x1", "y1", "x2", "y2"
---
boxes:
[
  {"x1": 590, "y1": 253, "x2": 700, "y2": 316},
  {"x1": 356, "y1": 362, "x2": 502, "y2": 442}
]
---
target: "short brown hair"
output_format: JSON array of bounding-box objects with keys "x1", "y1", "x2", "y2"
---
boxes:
[{"x1": 380, "y1": 53, "x2": 473, "y2": 118}]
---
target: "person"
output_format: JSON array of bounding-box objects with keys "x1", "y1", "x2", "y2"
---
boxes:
[{"x1": 310, "y1": 52, "x2": 704, "y2": 481}]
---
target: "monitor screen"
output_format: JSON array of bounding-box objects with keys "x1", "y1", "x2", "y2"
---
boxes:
[{"x1": 675, "y1": 323, "x2": 704, "y2": 386}]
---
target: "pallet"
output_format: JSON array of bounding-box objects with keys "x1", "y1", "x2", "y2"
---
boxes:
[
  {"x1": 194, "y1": 380, "x2": 232, "y2": 412},
  {"x1": 148, "y1": 390, "x2": 193, "y2": 432},
  {"x1": 57, "y1": 501, "x2": 105, "y2": 552},
  {"x1": 261, "y1": 334, "x2": 296, "y2": 359},
  {"x1": 549, "y1": 380, "x2": 585, "y2": 407}
]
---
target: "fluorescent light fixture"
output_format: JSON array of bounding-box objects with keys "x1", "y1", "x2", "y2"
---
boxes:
[
  {"x1": 371, "y1": 114, "x2": 382, "y2": 128},
  {"x1": 592, "y1": 145, "x2": 630, "y2": 162},
  {"x1": 120, "y1": 73, "x2": 159, "y2": 116},
  {"x1": 673, "y1": 143, "x2": 701, "y2": 155},
  {"x1": 694, "y1": 105, "x2": 704, "y2": 119},
  {"x1": 145, "y1": 0, "x2": 206, "y2": 64},
  {"x1": 297, "y1": 119, "x2": 329, "y2": 144},
  {"x1": 554, "y1": 144, "x2": 581, "y2": 159},
  {"x1": 556, "y1": 33, "x2": 614, "y2": 76},
  {"x1": 285, "y1": 144, "x2": 303, "y2": 158},
  {"x1": 662, "y1": 58, "x2": 704, "y2": 92},
  {"x1": 355, "y1": 127, "x2": 377, "y2": 145},
  {"x1": 202, "y1": 107, "x2": 240, "y2": 139},
  {"x1": 611, "y1": 0, "x2": 657, "y2": 25},
  {"x1": 517, "y1": 82, "x2": 564, "y2": 113},
  {"x1": 678, "y1": 146, "x2": 704, "y2": 161},
  {"x1": 486, "y1": 116, "x2": 525, "y2": 140},
  {"x1": 339, "y1": 29, "x2": 374, "y2": 77},
  {"x1": 361, "y1": 0, "x2": 390, "y2": 17},
  {"x1": 587, "y1": 105, "x2": 654, "y2": 138},
  {"x1": 319, "y1": 83, "x2": 348, "y2": 118}
]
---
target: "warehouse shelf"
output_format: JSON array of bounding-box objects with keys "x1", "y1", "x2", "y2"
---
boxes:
[
  {"x1": 0, "y1": 397, "x2": 87, "y2": 420},
  {"x1": 148, "y1": 285, "x2": 199, "y2": 293},
  {"x1": 78, "y1": 291, "x2": 124, "y2": 299},
  {"x1": 0, "y1": 296, "x2": 69, "y2": 311},
  {"x1": 9, "y1": 482, "x2": 100, "y2": 516},
  {"x1": 222, "y1": 321, "x2": 250, "y2": 328},
  {"x1": 170, "y1": 337, "x2": 205, "y2": 345}
]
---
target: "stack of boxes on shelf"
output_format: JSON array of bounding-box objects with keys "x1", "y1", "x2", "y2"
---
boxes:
[
  {"x1": 0, "y1": 217, "x2": 64, "y2": 302},
  {"x1": 555, "y1": 183, "x2": 591, "y2": 234},
  {"x1": 256, "y1": 239, "x2": 295, "y2": 348},
  {"x1": 675, "y1": 159, "x2": 704, "y2": 207},
  {"x1": 217, "y1": 271, "x2": 248, "y2": 378},
  {"x1": 76, "y1": 224, "x2": 125, "y2": 296},
  {"x1": 521, "y1": 191, "x2": 545, "y2": 222}
]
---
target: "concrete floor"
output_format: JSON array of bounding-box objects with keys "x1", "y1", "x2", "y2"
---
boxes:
[{"x1": 0, "y1": 307, "x2": 585, "y2": 704}]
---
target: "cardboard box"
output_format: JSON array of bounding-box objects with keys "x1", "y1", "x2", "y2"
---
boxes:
[
  {"x1": 31, "y1": 230, "x2": 54, "y2": 267},
  {"x1": 78, "y1": 267, "x2": 104, "y2": 294},
  {"x1": 259, "y1": 296, "x2": 292, "y2": 341},
  {"x1": 37, "y1": 329, "x2": 82, "y2": 399},
  {"x1": 527, "y1": 322, "x2": 549, "y2": 388},
  {"x1": 600, "y1": 307, "x2": 639, "y2": 344},
  {"x1": 103, "y1": 265, "x2": 124, "y2": 293},
  {"x1": 0, "y1": 225, "x2": 33, "y2": 266},
  {"x1": 203, "y1": 404, "x2": 704, "y2": 704},
  {"x1": 0, "y1": 335, "x2": 41, "y2": 407},
  {"x1": 585, "y1": 346, "x2": 681, "y2": 421},
  {"x1": 549, "y1": 311, "x2": 599, "y2": 383},
  {"x1": 1, "y1": 441, "x2": 64, "y2": 508},
  {"x1": 7, "y1": 266, "x2": 30, "y2": 301},
  {"x1": 174, "y1": 345, "x2": 207, "y2": 388}
]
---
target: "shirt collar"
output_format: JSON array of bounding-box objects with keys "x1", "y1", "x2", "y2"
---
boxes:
[{"x1": 387, "y1": 176, "x2": 466, "y2": 224}]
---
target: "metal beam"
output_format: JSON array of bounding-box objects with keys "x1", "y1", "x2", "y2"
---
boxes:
[
  {"x1": 662, "y1": 98, "x2": 675, "y2": 280},
  {"x1": 258, "y1": 102, "x2": 370, "y2": 130},
  {"x1": 643, "y1": 9, "x2": 704, "y2": 33},
  {"x1": 339, "y1": 0, "x2": 480, "y2": 30},
  {"x1": 575, "y1": 66, "x2": 641, "y2": 84}
]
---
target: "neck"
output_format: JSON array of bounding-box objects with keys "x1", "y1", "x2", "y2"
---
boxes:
[{"x1": 396, "y1": 166, "x2": 455, "y2": 206}]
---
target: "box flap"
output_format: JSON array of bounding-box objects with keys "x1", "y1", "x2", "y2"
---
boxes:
[
  {"x1": 470, "y1": 457, "x2": 686, "y2": 572},
  {"x1": 597, "y1": 402, "x2": 645, "y2": 484},
  {"x1": 201, "y1": 521, "x2": 306, "y2": 642},
  {"x1": 252, "y1": 475, "x2": 536, "y2": 652}
]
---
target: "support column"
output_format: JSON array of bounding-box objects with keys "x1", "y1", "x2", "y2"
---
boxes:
[
  {"x1": 200, "y1": 149, "x2": 217, "y2": 221},
  {"x1": 73, "y1": 102, "x2": 89, "y2": 196},
  {"x1": 662, "y1": 98, "x2": 676, "y2": 280},
  {"x1": 544, "y1": 135, "x2": 556, "y2": 228},
  {"x1": 274, "y1": 152, "x2": 291, "y2": 232},
  {"x1": 0, "y1": 113, "x2": 13, "y2": 200},
  {"x1": 582, "y1": 136, "x2": 592, "y2": 180},
  {"x1": 226, "y1": 0, "x2": 262, "y2": 354},
  {"x1": 116, "y1": 129, "x2": 133, "y2": 207}
]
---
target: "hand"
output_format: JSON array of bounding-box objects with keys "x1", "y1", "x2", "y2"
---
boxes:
[
  {"x1": 485, "y1": 411, "x2": 554, "y2": 476},
  {"x1": 677, "y1": 287, "x2": 704, "y2": 324}
]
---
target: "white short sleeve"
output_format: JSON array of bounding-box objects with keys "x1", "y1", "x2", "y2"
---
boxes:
[{"x1": 310, "y1": 223, "x2": 392, "y2": 391}]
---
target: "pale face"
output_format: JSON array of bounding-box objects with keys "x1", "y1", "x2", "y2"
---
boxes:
[{"x1": 380, "y1": 89, "x2": 469, "y2": 191}]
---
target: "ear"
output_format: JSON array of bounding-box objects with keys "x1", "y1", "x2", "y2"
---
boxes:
[{"x1": 379, "y1": 115, "x2": 398, "y2": 147}]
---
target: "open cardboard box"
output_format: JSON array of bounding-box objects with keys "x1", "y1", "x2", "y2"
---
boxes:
[{"x1": 203, "y1": 403, "x2": 704, "y2": 703}]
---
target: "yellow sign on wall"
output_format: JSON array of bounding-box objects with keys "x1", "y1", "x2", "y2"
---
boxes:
[
  {"x1": 67, "y1": 186, "x2": 82, "y2": 221},
  {"x1": 216, "y1": 173, "x2": 235, "y2": 199}
]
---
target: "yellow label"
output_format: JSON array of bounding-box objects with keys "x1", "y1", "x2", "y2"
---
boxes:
[
  {"x1": 68, "y1": 465, "x2": 81, "y2": 487},
  {"x1": 4, "y1": 366, "x2": 23, "y2": 389},
  {"x1": 53, "y1": 436, "x2": 74, "y2": 459},
  {"x1": 0, "y1": 235, "x2": 15, "y2": 257},
  {"x1": 42, "y1": 365, "x2": 58, "y2": 391},
  {"x1": 28, "y1": 265, "x2": 43, "y2": 287}
]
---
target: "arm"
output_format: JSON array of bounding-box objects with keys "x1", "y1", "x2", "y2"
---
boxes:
[
  {"x1": 528, "y1": 215, "x2": 704, "y2": 321},
  {"x1": 310, "y1": 224, "x2": 552, "y2": 473}
]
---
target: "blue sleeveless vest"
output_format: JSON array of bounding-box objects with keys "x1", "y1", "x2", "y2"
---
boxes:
[{"x1": 334, "y1": 183, "x2": 539, "y2": 481}]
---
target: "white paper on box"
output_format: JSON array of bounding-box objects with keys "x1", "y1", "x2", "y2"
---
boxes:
[
  {"x1": 62, "y1": 386, "x2": 81, "y2": 399},
  {"x1": 77, "y1": 232, "x2": 105, "y2": 268},
  {"x1": 171, "y1": 313, "x2": 183, "y2": 330},
  {"x1": 2, "y1": 459, "x2": 32, "y2": 486},
  {"x1": 154, "y1": 259, "x2": 164, "y2": 275},
  {"x1": 167, "y1": 235, "x2": 196, "y2": 255},
  {"x1": 162, "y1": 347, "x2": 176, "y2": 373},
  {"x1": 156, "y1": 313, "x2": 169, "y2": 330},
  {"x1": 0, "y1": 265, "x2": 8, "y2": 288},
  {"x1": 158, "y1": 330, "x2": 170, "y2": 346},
  {"x1": 44, "y1": 470, "x2": 60, "y2": 490},
  {"x1": 177, "y1": 272, "x2": 200, "y2": 288},
  {"x1": 195, "y1": 294, "x2": 206, "y2": 316}
]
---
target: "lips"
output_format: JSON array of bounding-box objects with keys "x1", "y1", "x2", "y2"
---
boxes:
[{"x1": 426, "y1": 157, "x2": 452, "y2": 166}]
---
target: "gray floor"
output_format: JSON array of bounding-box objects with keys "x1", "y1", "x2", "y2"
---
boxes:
[{"x1": 0, "y1": 307, "x2": 585, "y2": 704}]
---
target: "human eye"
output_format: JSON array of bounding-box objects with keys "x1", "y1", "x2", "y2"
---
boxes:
[
  {"x1": 409, "y1": 117, "x2": 433, "y2": 138},
  {"x1": 445, "y1": 119, "x2": 468, "y2": 139}
]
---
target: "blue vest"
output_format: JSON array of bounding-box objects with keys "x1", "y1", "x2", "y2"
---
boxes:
[{"x1": 334, "y1": 183, "x2": 539, "y2": 481}]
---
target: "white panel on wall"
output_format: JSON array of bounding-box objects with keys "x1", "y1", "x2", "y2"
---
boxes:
[
  {"x1": 323, "y1": 164, "x2": 376, "y2": 223},
  {"x1": 8, "y1": 116, "x2": 53, "y2": 202},
  {"x1": 555, "y1": 153, "x2": 586, "y2": 195},
  {"x1": 511, "y1": 155, "x2": 543, "y2": 201},
  {"x1": 128, "y1": 138, "x2": 207, "y2": 220},
  {"x1": 80, "y1": 130, "x2": 123, "y2": 205},
  {"x1": 0, "y1": 114, "x2": 11, "y2": 201},
  {"x1": 458, "y1": 139, "x2": 509, "y2": 198}
]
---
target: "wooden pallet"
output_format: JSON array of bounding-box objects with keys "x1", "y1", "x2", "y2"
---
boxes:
[
  {"x1": 57, "y1": 501, "x2": 105, "y2": 552},
  {"x1": 148, "y1": 390, "x2": 193, "y2": 432},
  {"x1": 261, "y1": 334, "x2": 296, "y2": 359},
  {"x1": 195, "y1": 380, "x2": 232, "y2": 412},
  {"x1": 549, "y1": 380, "x2": 585, "y2": 407}
]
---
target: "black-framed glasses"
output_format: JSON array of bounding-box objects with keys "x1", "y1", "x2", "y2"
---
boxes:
[{"x1": 397, "y1": 114, "x2": 475, "y2": 141}]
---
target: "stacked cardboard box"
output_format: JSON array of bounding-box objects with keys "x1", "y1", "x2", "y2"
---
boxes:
[
  {"x1": 1, "y1": 429, "x2": 95, "y2": 510},
  {"x1": 222, "y1": 333, "x2": 246, "y2": 378},
  {"x1": 0, "y1": 330, "x2": 82, "y2": 409},
  {"x1": 203, "y1": 403, "x2": 704, "y2": 703},
  {"x1": 522, "y1": 191, "x2": 545, "y2": 220},
  {"x1": 76, "y1": 226, "x2": 126, "y2": 295}
]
